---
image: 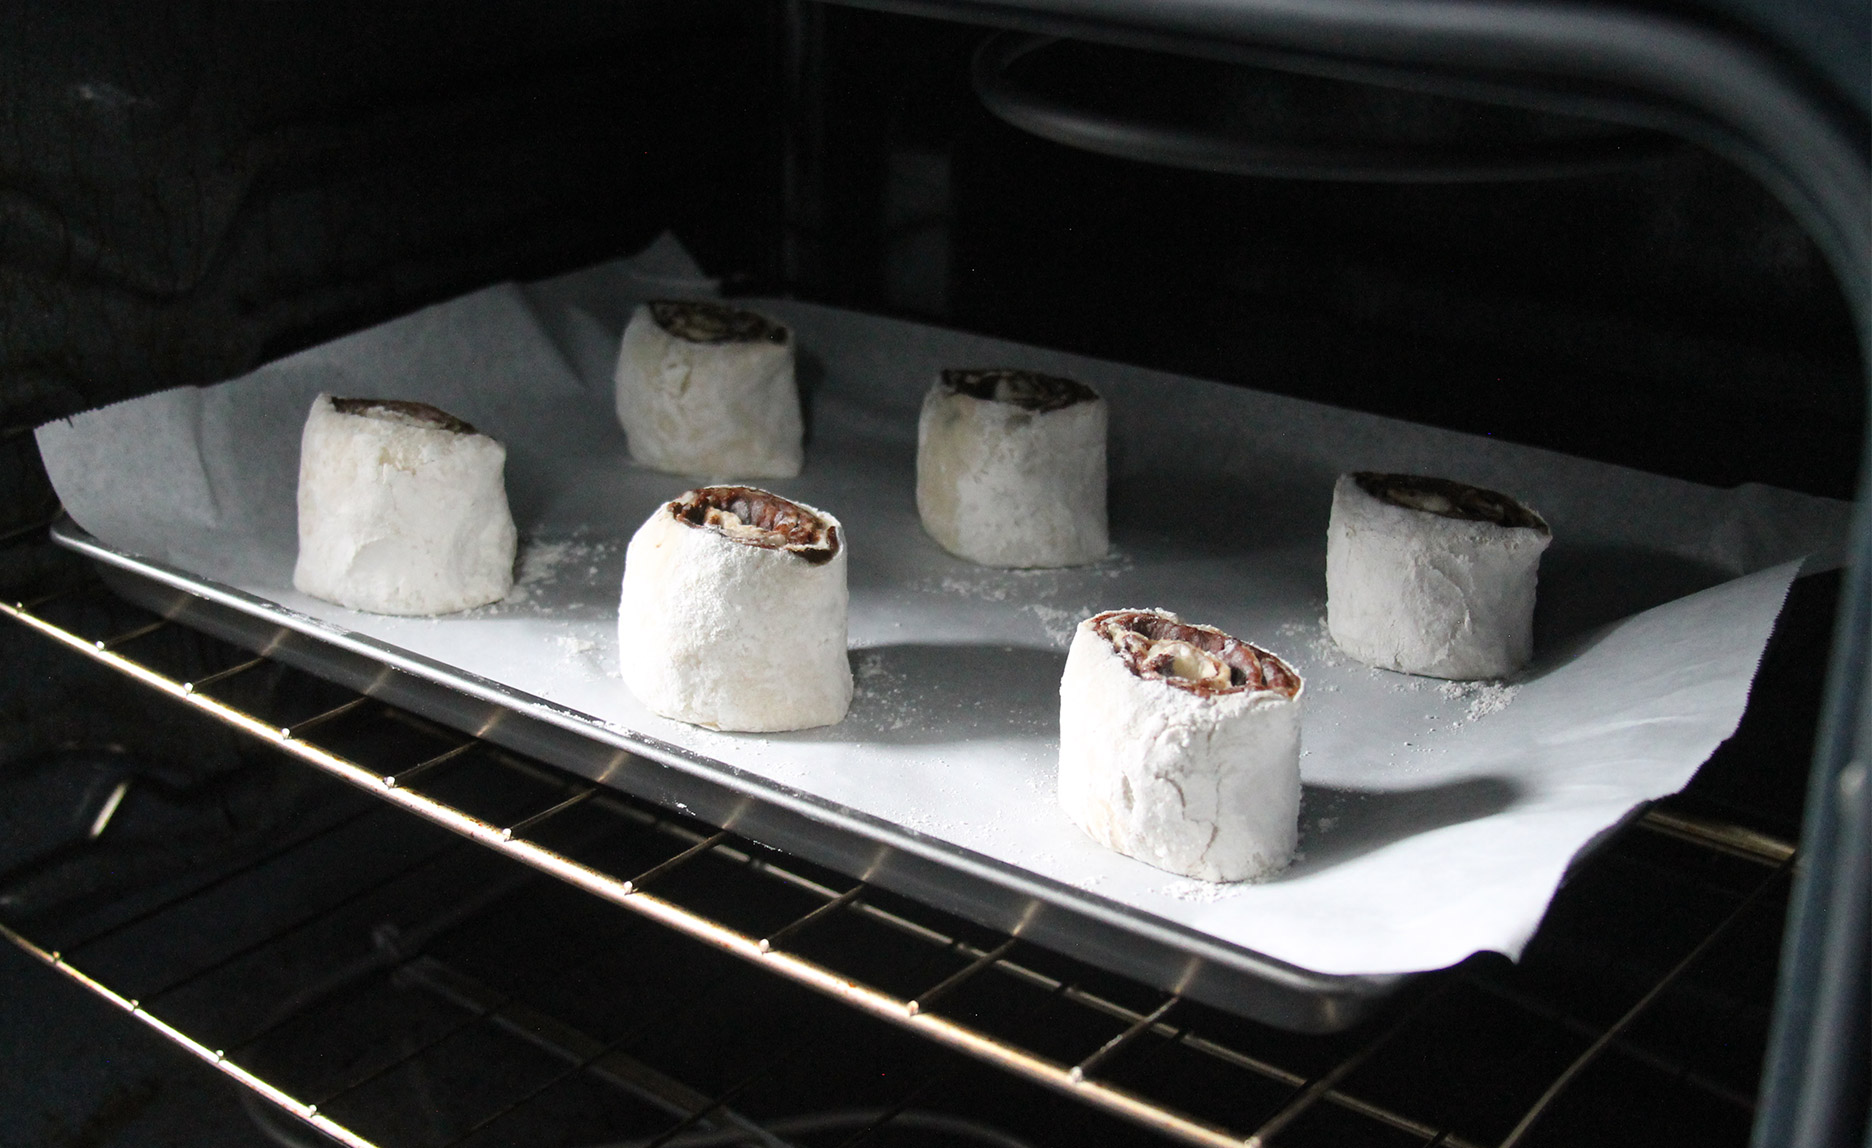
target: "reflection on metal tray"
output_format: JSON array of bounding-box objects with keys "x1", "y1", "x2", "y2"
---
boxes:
[{"x1": 67, "y1": 525, "x2": 1404, "y2": 1032}]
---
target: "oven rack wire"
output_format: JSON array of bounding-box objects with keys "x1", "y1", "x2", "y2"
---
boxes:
[{"x1": 0, "y1": 579, "x2": 1795, "y2": 1148}]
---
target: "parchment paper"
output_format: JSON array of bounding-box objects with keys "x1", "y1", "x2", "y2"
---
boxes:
[{"x1": 37, "y1": 241, "x2": 1848, "y2": 976}]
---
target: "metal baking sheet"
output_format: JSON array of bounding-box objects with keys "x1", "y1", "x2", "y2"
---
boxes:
[
  {"x1": 38, "y1": 253, "x2": 1846, "y2": 1031},
  {"x1": 78, "y1": 547, "x2": 1404, "y2": 1032}
]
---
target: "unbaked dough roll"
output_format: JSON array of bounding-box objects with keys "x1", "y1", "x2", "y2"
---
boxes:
[
  {"x1": 1326, "y1": 472, "x2": 1552, "y2": 680},
  {"x1": 916, "y1": 368, "x2": 1107, "y2": 568},
  {"x1": 293, "y1": 394, "x2": 517, "y2": 616},
  {"x1": 1059, "y1": 609, "x2": 1303, "y2": 882},
  {"x1": 620, "y1": 486, "x2": 851, "y2": 731},
  {"x1": 614, "y1": 300, "x2": 802, "y2": 478}
]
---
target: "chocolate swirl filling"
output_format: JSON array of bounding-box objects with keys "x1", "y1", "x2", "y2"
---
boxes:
[
  {"x1": 331, "y1": 397, "x2": 478, "y2": 436},
  {"x1": 940, "y1": 368, "x2": 1099, "y2": 413},
  {"x1": 649, "y1": 300, "x2": 789, "y2": 346},
  {"x1": 1092, "y1": 610, "x2": 1300, "y2": 698},
  {"x1": 1354, "y1": 472, "x2": 1548, "y2": 533},
  {"x1": 670, "y1": 486, "x2": 839, "y2": 565}
]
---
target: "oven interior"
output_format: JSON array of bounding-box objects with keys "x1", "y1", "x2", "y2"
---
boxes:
[{"x1": 0, "y1": 2, "x2": 1864, "y2": 1146}]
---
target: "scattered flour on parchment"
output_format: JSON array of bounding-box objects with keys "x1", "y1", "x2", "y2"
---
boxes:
[
  {"x1": 927, "y1": 564, "x2": 1079, "y2": 602},
  {"x1": 478, "y1": 536, "x2": 620, "y2": 611},
  {"x1": 929, "y1": 547, "x2": 1135, "y2": 590},
  {"x1": 916, "y1": 551, "x2": 1135, "y2": 647},
  {"x1": 1160, "y1": 877, "x2": 1257, "y2": 903},
  {"x1": 851, "y1": 651, "x2": 916, "y2": 732},
  {"x1": 521, "y1": 539, "x2": 580, "y2": 582},
  {"x1": 501, "y1": 540, "x2": 576, "y2": 605},
  {"x1": 1438, "y1": 679, "x2": 1521, "y2": 727},
  {"x1": 895, "y1": 808, "x2": 941, "y2": 833},
  {"x1": 939, "y1": 575, "x2": 1012, "y2": 602},
  {"x1": 1273, "y1": 614, "x2": 1522, "y2": 721},
  {"x1": 924, "y1": 577, "x2": 1095, "y2": 649},
  {"x1": 1277, "y1": 613, "x2": 1357, "y2": 673},
  {"x1": 1027, "y1": 604, "x2": 1098, "y2": 649}
]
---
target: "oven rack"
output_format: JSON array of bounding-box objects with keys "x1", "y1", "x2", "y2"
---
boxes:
[{"x1": 1, "y1": 575, "x2": 1797, "y2": 1148}]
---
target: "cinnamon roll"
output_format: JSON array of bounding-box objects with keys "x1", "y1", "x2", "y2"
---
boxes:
[
  {"x1": 1326, "y1": 472, "x2": 1551, "y2": 679},
  {"x1": 293, "y1": 394, "x2": 517, "y2": 616},
  {"x1": 1059, "y1": 609, "x2": 1302, "y2": 882},
  {"x1": 916, "y1": 368, "x2": 1108, "y2": 568},
  {"x1": 614, "y1": 300, "x2": 802, "y2": 478},
  {"x1": 619, "y1": 486, "x2": 851, "y2": 731}
]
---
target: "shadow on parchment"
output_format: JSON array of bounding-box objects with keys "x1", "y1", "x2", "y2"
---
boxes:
[
  {"x1": 1533, "y1": 543, "x2": 1732, "y2": 649},
  {"x1": 775, "y1": 642, "x2": 1067, "y2": 747},
  {"x1": 1274, "y1": 775, "x2": 1523, "y2": 880},
  {"x1": 1500, "y1": 542, "x2": 1737, "y2": 686},
  {"x1": 1109, "y1": 465, "x2": 1328, "y2": 557}
]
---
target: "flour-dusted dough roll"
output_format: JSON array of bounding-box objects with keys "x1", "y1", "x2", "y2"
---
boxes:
[
  {"x1": 614, "y1": 300, "x2": 802, "y2": 478},
  {"x1": 620, "y1": 486, "x2": 851, "y2": 731},
  {"x1": 1059, "y1": 609, "x2": 1303, "y2": 882},
  {"x1": 916, "y1": 368, "x2": 1107, "y2": 568},
  {"x1": 1326, "y1": 472, "x2": 1552, "y2": 680},
  {"x1": 293, "y1": 394, "x2": 517, "y2": 616}
]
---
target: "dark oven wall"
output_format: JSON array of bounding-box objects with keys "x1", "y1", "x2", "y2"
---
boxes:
[
  {"x1": 777, "y1": 5, "x2": 1866, "y2": 502},
  {"x1": 5, "y1": 1, "x2": 1862, "y2": 513},
  {"x1": 0, "y1": 0, "x2": 781, "y2": 543}
]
